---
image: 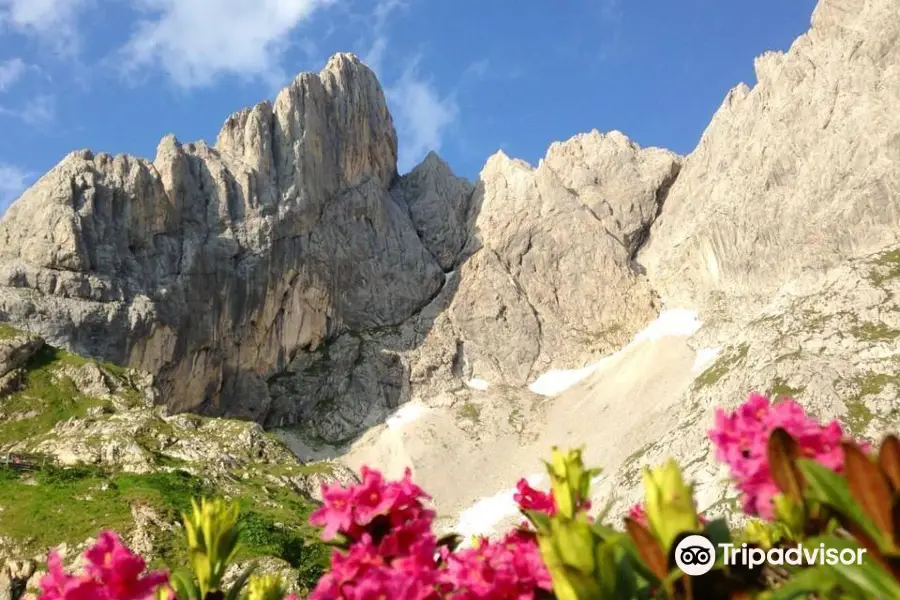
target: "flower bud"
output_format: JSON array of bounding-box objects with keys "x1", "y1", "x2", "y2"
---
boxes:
[{"x1": 642, "y1": 459, "x2": 700, "y2": 551}]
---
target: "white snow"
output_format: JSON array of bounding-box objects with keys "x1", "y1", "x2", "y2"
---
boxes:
[
  {"x1": 692, "y1": 347, "x2": 721, "y2": 372},
  {"x1": 386, "y1": 403, "x2": 428, "y2": 429},
  {"x1": 454, "y1": 473, "x2": 545, "y2": 542},
  {"x1": 528, "y1": 309, "x2": 703, "y2": 397},
  {"x1": 528, "y1": 362, "x2": 605, "y2": 396},
  {"x1": 466, "y1": 378, "x2": 490, "y2": 391}
]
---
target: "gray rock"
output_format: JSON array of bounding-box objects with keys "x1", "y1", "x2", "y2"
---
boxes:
[
  {"x1": 639, "y1": 0, "x2": 900, "y2": 313},
  {"x1": 0, "y1": 54, "x2": 442, "y2": 424},
  {"x1": 0, "y1": 334, "x2": 42, "y2": 380}
]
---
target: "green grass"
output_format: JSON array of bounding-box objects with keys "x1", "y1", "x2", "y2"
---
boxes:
[
  {"x1": 693, "y1": 344, "x2": 749, "y2": 390},
  {"x1": 0, "y1": 463, "x2": 328, "y2": 587},
  {"x1": 0, "y1": 465, "x2": 200, "y2": 562},
  {"x1": 869, "y1": 249, "x2": 900, "y2": 287},
  {"x1": 767, "y1": 378, "x2": 805, "y2": 401},
  {"x1": 0, "y1": 345, "x2": 114, "y2": 444},
  {"x1": 841, "y1": 372, "x2": 900, "y2": 437},
  {"x1": 850, "y1": 321, "x2": 900, "y2": 342},
  {"x1": 0, "y1": 322, "x2": 23, "y2": 340},
  {"x1": 457, "y1": 401, "x2": 481, "y2": 423}
]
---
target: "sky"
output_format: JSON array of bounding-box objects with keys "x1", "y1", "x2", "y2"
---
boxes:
[{"x1": 0, "y1": 0, "x2": 819, "y2": 212}]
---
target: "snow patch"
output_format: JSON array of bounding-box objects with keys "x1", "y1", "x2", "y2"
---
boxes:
[
  {"x1": 692, "y1": 347, "x2": 721, "y2": 372},
  {"x1": 529, "y1": 309, "x2": 703, "y2": 397},
  {"x1": 386, "y1": 403, "x2": 427, "y2": 429},
  {"x1": 466, "y1": 378, "x2": 490, "y2": 391},
  {"x1": 528, "y1": 363, "x2": 604, "y2": 396},
  {"x1": 455, "y1": 473, "x2": 544, "y2": 542}
]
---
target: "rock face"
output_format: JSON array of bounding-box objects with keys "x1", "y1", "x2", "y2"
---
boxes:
[
  {"x1": 0, "y1": 56, "x2": 680, "y2": 439},
  {"x1": 639, "y1": 0, "x2": 900, "y2": 313},
  {"x1": 0, "y1": 54, "x2": 446, "y2": 422}
]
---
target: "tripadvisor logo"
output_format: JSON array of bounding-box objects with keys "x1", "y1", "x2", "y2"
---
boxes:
[{"x1": 674, "y1": 534, "x2": 867, "y2": 576}]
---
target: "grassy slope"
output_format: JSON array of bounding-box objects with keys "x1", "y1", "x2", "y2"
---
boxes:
[{"x1": 0, "y1": 327, "x2": 330, "y2": 591}]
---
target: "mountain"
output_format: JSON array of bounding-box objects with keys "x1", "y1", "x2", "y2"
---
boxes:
[{"x1": 1, "y1": 0, "x2": 899, "y2": 592}]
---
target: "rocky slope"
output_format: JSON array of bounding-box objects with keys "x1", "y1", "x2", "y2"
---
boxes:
[
  {"x1": 0, "y1": 0, "x2": 898, "y2": 588},
  {"x1": 0, "y1": 325, "x2": 356, "y2": 597}
]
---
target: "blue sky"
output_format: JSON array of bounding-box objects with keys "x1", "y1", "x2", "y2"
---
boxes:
[{"x1": 0, "y1": 0, "x2": 818, "y2": 212}]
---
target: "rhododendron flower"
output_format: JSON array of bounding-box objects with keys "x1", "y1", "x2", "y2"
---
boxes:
[
  {"x1": 38, "y1": 531, "x2": 168, "y2": 600},
  {"x1": 627, "y1": 503, "x2": 648, "y2": 526},
  {"x1": 310, "y1": 466, "x2": 434, "y2": 545},
  {"x1": 443, "y1": 530, "x2": 551, "y2": 599},
  {"x1": 709, "y1": 392, "x2": 852, "y2": 519},
  {"x1": 513, "y1": 479, "x2": 556, "y2": 515}
]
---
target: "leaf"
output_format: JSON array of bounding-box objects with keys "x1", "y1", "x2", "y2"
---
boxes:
[
  {"x1": 767, "y1": 428, "x2": 805, "y2": 502},
  {"x1": 765, "y1": 565, "x2": 840, "y2": 600},
  {"x1": 807, "y1": 535, "x2": 900, "y2": 599},
  {"x1": 797, "y1": 459, "x2": 882, "y2": 543},
  {"x1": 702, "y1": 518, "x2": 732, "y2": 547},
  {"x1": 624, "y1": 517, "x2": 668, "y2": 581},
  {"x1": 879, "y1": 435, "x2": 900, "y2": 493},
  {"x1": 524, "y1": 510, "x2": 552, "y2": 536},
  {"x1": 843, "y1": 441, "x2": 895, "y2": 543},
  {"x1": 169, "y1": 571, "x2": 201, "y2": 600}
]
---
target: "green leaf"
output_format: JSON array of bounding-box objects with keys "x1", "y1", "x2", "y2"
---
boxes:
[
  {"x1": 169, "y1": 570, "x2": 201, "y2": 600},
  {"x1": 766, "y1": 566, "x2": 839, "y2": 600},
  {"x1": 524, "y1": 509, "x2": 552, "y2": 536},
  {"x1": 806, "y1": 535, "x2": 900, "y2": 599},
  {"x1": 702, "y1": 518, "x2": 732, "y2": 547},
  {"x1": 798, "y1": 459, "x2": 882, "y2": 543}
]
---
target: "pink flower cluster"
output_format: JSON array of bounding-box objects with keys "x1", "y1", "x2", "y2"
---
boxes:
[
  {"x1": 709, "y1": 392, "x2": 849, "y2": 519},
  {"x1": 38, "y1": 531, "x2": 168, "y2": 600},
  {"x1": 513, "y1": 479, "x2": 556, "y2": 515},
  {"x1": 309, "y1": 467, "x2": 551, "y2": 599}
]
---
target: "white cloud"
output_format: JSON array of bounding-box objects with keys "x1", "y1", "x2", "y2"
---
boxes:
[
  {"x1": 387, "y1": 60, "x2": 458, "y2": 173},
  {"x1": 0, "y1": 58, "x2": 26, "y2": 91},
  {"x1": 359, "y1": 0, "x2": 406, "y2": 75},
  {"x1": 0, "y1": 94, "x2": 55, "y2": 126},
  {"x1": 121, "y1": 0, "x2": 335, "y2": 88},
  {"x1": 0, "y1": 0, "x2": 91, "y2": 54},
  {"x1": 0, "y1": 163, "x2": 33, "y2": 211}
]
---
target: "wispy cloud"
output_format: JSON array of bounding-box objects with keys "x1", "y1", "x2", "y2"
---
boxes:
[
  {"x1": 0, "y1": 58, "x2": 26, "y2": 91},
  {"x1": 120, "y1": 0, "x2": 336, "y2": 88},
  {"x1": 360, "y1": 0, "x2": 407, "y2": 75},
  {"x1": 597, "y1": 0, "x2": 623, "y2": 62},
  {"x1": 0, "y1": 94, "x2": 55, "y2": 126},
  {"x1": 387, "y1": 58, "x2": 459, "y2": 173},
  {"x1": 0, "y1": 0, "x2": 92, "y2": 54},
  {"x1": 0, "y1": 162, "x2": 34, "y2": 212}
]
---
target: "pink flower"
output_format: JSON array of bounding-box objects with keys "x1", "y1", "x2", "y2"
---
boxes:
[
  {"x1": 513, "y1": 479, "x2": 555, "y2": 516},
  {"x1": 443, "y1": 530, "x2": 551, "y2": 599},
  {"x1": 709, "y1": 392, "x2": 854, "y2": 519},
  {"x1": 627, "y1": 503, "x2": 648, "y2": 527},
  {"x1": 310, "y1": 483, "x2": 355, "y2": 541},
  {"x1": 38, "y1": 532, "x2": 168, "y2": 600}
]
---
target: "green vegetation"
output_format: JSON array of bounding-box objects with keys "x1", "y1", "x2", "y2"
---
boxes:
[
  {"x1": 0, "y1": 323, "x2": 330, "y2": 591},
  {"x1": 692, "y1": 343, "x2": 749, "y2": 390},
  {"x1": 841, "y1": 371, "x2": 900, "y2": 437},
  {"x1": 849, "y1": 320, "x2": 900, "y2": 342},
  {"x1": 457, "y1": 401, "x2": 481, "y2": 423},
  {"x1": 868, "y1": 248, "x2": 900, "y2": 287},
  {"x1": 767, "y1": 377, "x2": 805, "y2": 401},
  {"x1": 0, "y1": 462, "x2": 328, "y2": 583},
  {"x1": 0, "y1": 345, "x2": 115, "y2": 444}
]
